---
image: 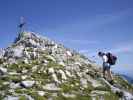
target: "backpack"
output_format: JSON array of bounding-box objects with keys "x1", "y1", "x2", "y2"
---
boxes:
[{"x1": 106, "y1": 52, "x2": 117, "y2": 65}]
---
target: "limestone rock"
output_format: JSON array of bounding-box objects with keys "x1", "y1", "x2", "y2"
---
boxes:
[
  {"x1": 20, "y1": 80, "x2": 35, "y2": 88},
  {"x1": 0, "y1": 67, "x2": 7, "y2": 75}
]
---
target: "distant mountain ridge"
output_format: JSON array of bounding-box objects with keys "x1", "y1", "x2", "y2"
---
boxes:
[{"x1": 122, "y1": 74, "x2": 133, "y2": 84}]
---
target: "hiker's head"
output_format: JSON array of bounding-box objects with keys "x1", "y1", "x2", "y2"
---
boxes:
[{"x1": 98, "y1": 52, "x2": 104, "y2": 57}]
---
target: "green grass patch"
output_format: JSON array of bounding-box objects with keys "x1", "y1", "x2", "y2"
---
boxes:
[
  {"x1": 94, "y1": 86, "x2": 111, "y2": 91},
  {"x1": 103, "y1": 92, "x2": 119, "y2": 100},
  {"x1": 47, "y1": 61, "x2": 63, "y2": 69},
  {"x1": 19, "y1": 96, "x2": 27, "y2": 100}
]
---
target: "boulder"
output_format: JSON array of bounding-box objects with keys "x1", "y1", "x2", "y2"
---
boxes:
[
  {"x1": 37, "y1": 91, "x2": 45, "y2": 96},
  {"x1": 80, "y1": 78, "x2": 88, "y2": 88},
  {"x1": 20, "y1": 80, "x2": 35, "y2": 88},
  {"x1": 13, "y1": 46, "x2": 24, "y2": 58},
  {"x1": 65, "y1": 70, "x2": 72, "y2": 77},
  {"x1": 52, "y1": 73, "x2": 60, "y2": 84},
  {"x1": 10, "y1": 82, "x2": 20, "y2": 89},
  {"x1": 48, "y1": 68, "x2": 54, "y2": 74},
  {"x1": 58, "y1": 61, "x2": 65, "y2": 66},
  {"x1": 58, "y1": 69, "x2": 67, "y2": 80},
  {"x1": 0, "y1": 67, "x2": 7, "y2": 75}
]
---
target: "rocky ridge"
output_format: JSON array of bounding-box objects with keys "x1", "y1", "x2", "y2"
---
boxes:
[{"x1": 0, "y1": 32, "x2": 133, "y2": 100}]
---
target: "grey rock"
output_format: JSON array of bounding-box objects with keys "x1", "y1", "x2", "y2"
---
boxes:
[
  {"x1": 0, "y1": 67, "x2": 7, "y2": 75},
  {"x1": 62, "y1": 93, "x2": 76, "y2": 98},
  {"x1": 37, "y1": 91, "x2": 46, "y2": 96},
  {"x1": 4, "y1": 96, "x2": 19, "y2": 100},
  {"x1": 0, "y1": 48, "x2": 5, "y2": 58},
  {"x1": 10, "y1": 82, "x2": 21, "y2": 89},
  {"x1": 20, "y1": 80, "x2": 35, "y2": 88}
]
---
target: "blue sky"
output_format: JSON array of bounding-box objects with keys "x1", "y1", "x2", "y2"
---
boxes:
[{"x1": 0, "y1": 0, "x2": 133, "y2": 77}]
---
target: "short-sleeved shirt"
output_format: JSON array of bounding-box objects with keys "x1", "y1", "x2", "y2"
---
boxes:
[
  {"x1": 102, "y1": 55, "x2": 108, "y2": 63},
  {"x1": 102, "y1": 55, "x2": 110, "y2": 70}
]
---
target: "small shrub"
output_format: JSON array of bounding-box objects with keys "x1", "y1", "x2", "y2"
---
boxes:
[
  {"x1": 9, "y1": 63, "x2": 19, "y2": 70},
  {"x1": 61, "y1": 84, "x2": 72, "y2": 93},
  {"x1": 15, "y1": 89, "x2": 24, "y2": 94},
  {"x1": 26, "y1": 48, "x2": 33, "y2": 52},
  {"x1": 0, "y1": 94, "x2": 4, "y2": 100},
  {"x1": 0, "y1": 84, "x2": 9, "y2": 91}
]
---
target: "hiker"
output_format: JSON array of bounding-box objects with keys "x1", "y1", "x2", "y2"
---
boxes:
[{"x1": 98, "y1": 52, "x2": 117, "y2": 84}]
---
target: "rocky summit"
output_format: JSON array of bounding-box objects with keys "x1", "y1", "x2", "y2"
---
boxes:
[{"x1": 0, "y1": 32, "x2": 133, "y2": 100}]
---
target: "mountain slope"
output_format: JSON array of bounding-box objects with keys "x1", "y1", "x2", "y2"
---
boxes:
[{"x1": 0, "y1": 32, "x2": 133, "y2": 100}]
